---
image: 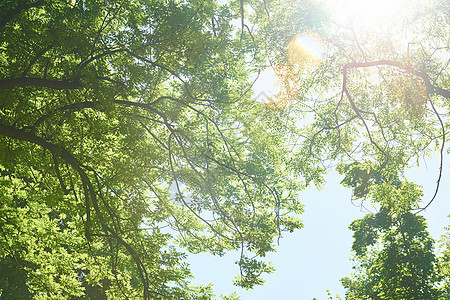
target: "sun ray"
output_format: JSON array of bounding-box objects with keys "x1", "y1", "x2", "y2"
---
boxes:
[{"x1": 326, "y1": 0, "x2": 407, "y2": 26}]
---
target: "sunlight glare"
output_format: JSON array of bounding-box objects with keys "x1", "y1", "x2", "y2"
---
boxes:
[
  {"x1": 254, "y1": 33, "x2": 325, "y2": 109},
  {"x1": 288, "y1": 33, "x2": 325, "y2": 68},
  {"x1": 327, "y1": 0, "x2": 406, "y2": 25}
]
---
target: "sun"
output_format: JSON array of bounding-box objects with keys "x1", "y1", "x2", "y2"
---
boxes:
[{"x1": 326, "y1": 0, "x2": 406, "y2": 26}]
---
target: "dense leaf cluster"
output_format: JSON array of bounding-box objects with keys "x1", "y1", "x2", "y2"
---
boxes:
[{"x1": 0, "y1": 0, "x2": 308, "y2": 298}]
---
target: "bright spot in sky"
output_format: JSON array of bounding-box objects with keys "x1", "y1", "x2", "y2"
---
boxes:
[
  {"x1": 253, "y1": 67, "x2": 280, "y2": 104},
  {"x1": 254, "y1": 33, "x2": 325, "y2": 108},
  {"x1": 288, "y1": 33, "x2": 325, "y2": 68},
  {"x1": 326, "y1": 0, "x2": 406, "y2": 25}
]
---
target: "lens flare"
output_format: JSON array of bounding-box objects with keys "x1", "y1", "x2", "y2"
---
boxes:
[
  {"x1": 287, "y1": 33, "x2": 324, "y2": 68},
  {"x1": 257, "y1": 33, "x2": 325, "y2": 109},
  {"x1": 265, "y1": 63, "x2": 298, "y2": 109},
  {"x1": 263, "y1": 33, "x2": 325, "y2": 109}
]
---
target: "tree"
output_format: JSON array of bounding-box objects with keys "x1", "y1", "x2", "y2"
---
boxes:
[
  {"x1": 259, "y1": 0, "x2": 450, "y2": 298},
  {"x1": 341, "y1": 182, "x2": 442, "y2": 299},
  {"x1": 1, "y1": 0, "x2": 449, "y2": 298},
  {"x1": 271, "y1": 0, "x2": 449, "y2": 298},
  {"x1": 273, "y1": 0, "x2": 449, "y2": 196},
  {"x1": 0, "y1": 0, "x2": 311, "y2": 298},
  {"x1": 438, "y1": 220, "x2": 450, "y2": 298}
]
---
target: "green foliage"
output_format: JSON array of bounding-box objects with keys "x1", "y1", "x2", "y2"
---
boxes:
[
  {"x1": 1, "y1": 0, "x2": 449, "y2": 298},
  {"x1": 342, "y1": 185, "x2": 443, "y2": 299},
  {"x1": 271, "y1": 0, "x2": 450, "y2": 296},
  {"x1": 233, "y1": 257, "x2": 275, "y2": 290},
  {"x1": 438, "y1": 218, "x2": 450, "y2": 298},
  {"x1": 0, "y1": 0, "x2": 309, "y2": 298}
]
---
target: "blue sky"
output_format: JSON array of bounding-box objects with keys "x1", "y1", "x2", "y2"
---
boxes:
[{"x1": 188, "y1": 155, "x2": 449, "y2": 299}]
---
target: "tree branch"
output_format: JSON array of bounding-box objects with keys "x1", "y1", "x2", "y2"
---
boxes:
[
  {"x1": 342, "y1": 67, "x2": 387, "y2": 158},
  {"x1": 0, "y1": 122, "x2": 92, "y2": 240},
  {"x1": 0, "y1": 78, "x2": 82, "y2": 90},
  {"x1": 21, "y1": 44, "x2": 54, "y2": 78},
  {"x1": 0, "y1": 122, "x2": 151, "y2": 299},
  {"x1": 344, "y1": 60, "x2": 450, "y2": 99},
  {"x1": 416, "y1": 95, "x2": 445, "y2": 213}
]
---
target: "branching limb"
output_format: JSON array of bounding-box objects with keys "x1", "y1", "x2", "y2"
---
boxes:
[
  {"x1": 416, "y1": 95, "x2": 445, "y2": 213},
  {"x1": 52, "y1": 153, "x2": 69, "y2": 195},
  {"x1": 166, "y1": 134, "x2": 234, "y2": 242},
  {"x1": 0, "y1": 78, "x2": 82, "y2": 90},
  {"x1": 308, "y1": 116, "x2": 358, "y2": 156},
  {"x1": 342, "y1": 67, "x2": 388, "y2": 157},
  {"x1": 21, "y1": 44, "x2": 54, "y2": 78},
  {"x1": 343, "y1": 59, "x2": 448, "y2": 210},
  {"x1": 0, "y1": 123, "x2": 151, "y2": 300},
  {"x1": 344, "y1": 60, "x2": 450, "y2": 99},
  {"x1": 0, "y1": 123, "x2": 92, "y2": 240}
]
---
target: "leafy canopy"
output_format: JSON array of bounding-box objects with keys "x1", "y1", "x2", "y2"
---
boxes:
[
  {"x1": 1, "y1": 0, "x2": 450, "y2": 299},
  {"x1": 0, "y1": 0, "x2": 313, "y2": 298}
]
